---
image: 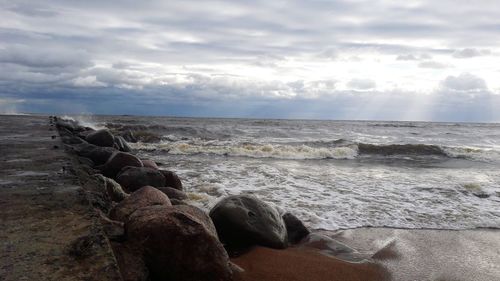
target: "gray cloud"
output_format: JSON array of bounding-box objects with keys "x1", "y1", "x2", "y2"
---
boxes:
[
  {"x1": 0, "y1": 0, "x2": 500, "y2": 121},
  {"x1": 452, "y1": 48, "x2": 491, "y2": 58},
  {"x1": 418, "y1": 61, "x2": 450, "y2": 69},
  {"x1": 440, "y1": 73, "x2": 487, "y2": 91}
]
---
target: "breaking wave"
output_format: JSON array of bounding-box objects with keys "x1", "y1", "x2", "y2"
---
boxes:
[
  {"x1": 132, "y1": 140, "x2": 359, "y2": 160},
  {"x1": 130, "y1": 136, "x2": 500, "y2": 163}
]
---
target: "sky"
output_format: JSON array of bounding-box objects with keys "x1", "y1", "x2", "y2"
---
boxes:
[{"x1": 1, "y1": 0, "x2": 500, "y2": 122}]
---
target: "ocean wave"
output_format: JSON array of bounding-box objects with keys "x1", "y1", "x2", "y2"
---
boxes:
[
  {"x1": 131, "y1": 141, "x2": 359, "y2": 160},
  {"x1": 131, "y1": 137, "x2": 499, "y2": 162}
]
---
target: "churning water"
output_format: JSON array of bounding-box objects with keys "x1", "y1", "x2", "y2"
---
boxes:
[{"x1": 89, "y1": 115, "x2": 500, "y2": 230}]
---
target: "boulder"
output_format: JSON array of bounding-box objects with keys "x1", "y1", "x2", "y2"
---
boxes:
[
  {"x1": 56, "y1": 119, "x2": 85, "y2": 132},
  {"x1": 73, "y1": 143, "x2": 115, "y2": 165},
  {"x1": 114, "y1": 136, "x2": 132, "y2": 152},
  {"x1": 116, "y1": 167, "x2": 166, "y2": 192},
  {"x1": 209, "y1": 195, "x2": 288, "y2": 251},
  {"x1": 100, "y1": 175, "x2": 129, "y2": 202},
  {"x1": 86, "y1": 129, "x2": 115, "y2": 147},
  {"x1": 282, "y1": 212, "x2": 310, "y2": 244},
  {"x1": 77, "y1": 129, "x2": 95, "y2": 140},
  {"x1": 101, "y1": 151, "x2": 143, "y2": 179},
  {"x1": 160, "y1": 170, "x2": 183, "y2": 191},
  {"x1": 110, "y1": 186, "x2": 171, "y2": 222},
  {"x1": 141, "y1": 159, "x2": 158, "y2": 170},
  {"x1": 174, "y1": 204, "x2": 218, "y2": 236},
  {"x1": 126, "y1": 205, "x2": 232, "y2": 281},
  {"x1": 156, "y1": 186, "x2": 188, "y2": 201}
]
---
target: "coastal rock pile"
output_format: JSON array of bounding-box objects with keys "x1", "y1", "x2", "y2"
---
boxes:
[{"x1": 55, "y1": 116, "x2": 311, "y2": 280}]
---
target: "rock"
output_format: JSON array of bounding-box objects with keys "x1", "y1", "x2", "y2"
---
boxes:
[
  {"x1": 96, "y1": 174, "x2": 128, "y2": 202},
  {"x1": 111, "y1": 242, "x2": 149, "y2": 281},
  {"x1": 170, "y1": 199, "x2": 186, "y2": 205},
  {"x1": 56, "y1": 119, "x2": 84, "y2": 132},
  {"x1": 110, "y1": 186, "x2": 171, "y2": 222},
  {"x1": 116, "y1": 167, "x2": 166, "y2": 192},
  {"x1": 156, "y1": 186, "x2": 188, "y2": 201},
  {"x1": 114, "y1": 136, "x2": 132, "y2": 152},
  {"x1": 77, "y1": 129, "x2": 95, "y2": 140},
  {"x1": 121, "y1": 130, "x2": 137, "y2": 143},
  {"x1": 101, "y1": 151, "x2": 143, "y2": 179},
  {"x1": 209, "y1": 195, "x2": 288, "y2": 251},
  {"x1": 97, "y1": 210, "x2": 125, "y2": 241},
  {"x1": 86, "y1": 129, "x2": 115, "y2": 147},
  {"x1": 174, "y1": 204, "x2": 218, "y2": 236},
  {"x1": 282, "y1": 212, "x2": 310, "y2": 244},
  {"x1": 73, "y1": 143, "x2": 115, "y2": 165},
  {"x1": 160, "y1": 170, "x2": 183, "y2": 191},
  {"x1": 141, "y1": 159, "x2": 158, "y2": 170},
  {"x1": 126, "y1": 205, "x2": 232, "y2": 281},
  {"x1": 61, "y1": 134, "x2": 86, "y2": 145}
]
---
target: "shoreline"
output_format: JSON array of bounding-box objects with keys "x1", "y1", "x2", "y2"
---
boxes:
[{"x1": 1, "y1": 114, "x2": 499, "y2": 281}]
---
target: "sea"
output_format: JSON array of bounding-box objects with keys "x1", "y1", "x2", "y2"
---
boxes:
[{"x1": 72, "y1": 115, "x2": 500, "y2": 231}]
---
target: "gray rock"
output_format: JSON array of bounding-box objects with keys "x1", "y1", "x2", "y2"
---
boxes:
[
  {"x1": 101, "y1": 151, "x2": 143, "y2": 179},
  {"x1": 86, "y1": 129, "x2": 115, "y2": 147},
  {"x1": 116, "y1": 166, "x2": 166, "y2": 192},
  {"x1": 159, "y1": 170, "x2": 183, "y2": 191},
  {"x1": 209, "y1": 195, "x2": 288, "y2": 251},
  {"x1": 282, "y1": 212, "x2": 310, "y2": 244},
  {"x1": 73, "y1": 143, "x2": 115, "y2": 165}
]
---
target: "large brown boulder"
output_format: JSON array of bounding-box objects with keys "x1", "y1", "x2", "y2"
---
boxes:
[
  {"x1": 116, "y1": 167, "x2": 166, "y2": 192},
  {"x1": 126, "y1": 205, "x2": 232, "y2": 281},
  {"x1": 156, "y1": 186, "x2": 188, "y2": 201},
  {"x1": 101, "y1": 151, "x2": 143, "y2": 179},
  {"x1": 160, "y1": 170, "x2": 183, "y2": 191},
  {"x1": 174, "y1": 205, "x2": 218, "y2": 236},
  {"x1": 110, "y1": 186, "x2": 171, "y2": 222},
  {"x1": 209, "y1": 195, "x2": 288, "y2": 252},
  {"x1": 86, "y1": 129, "x2": 115, "y2": 147}
]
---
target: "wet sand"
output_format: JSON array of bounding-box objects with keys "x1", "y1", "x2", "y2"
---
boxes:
[
  {"x1": 232, "y1": 246, "x2": 388, "y2": 281},
  {"x1": 0, "y1": 115, "x2": 121, "y2": 280},
  {"x1": 232, "y1": 228, "x2": 500, "y2": 281}
]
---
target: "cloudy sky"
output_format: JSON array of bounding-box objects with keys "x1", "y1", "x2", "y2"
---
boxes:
[{"x1": 1, "y1": 0, "x2": 499, "y2": 121}]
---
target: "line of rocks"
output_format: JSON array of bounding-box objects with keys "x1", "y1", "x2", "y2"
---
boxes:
[{"x1": 54, "y1": 116, "x2": 311, "y2": 281}]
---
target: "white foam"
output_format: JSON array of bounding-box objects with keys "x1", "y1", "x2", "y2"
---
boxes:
[{"x1": 149, "y1": 153, "x2": 500, "y2": 231}]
